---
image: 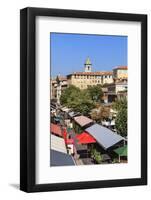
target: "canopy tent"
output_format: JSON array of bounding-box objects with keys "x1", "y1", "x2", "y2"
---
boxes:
[
  {"x1": 76, "y1": 132, "x2": 96, "y2": 144},
  {"x1": 86, "y1": 124, "x2": 124, "y2": 150},
  {"x1": 114, "y1": 145, "x2": 127, "y2": 156},
  {"x1": 50, "y1": 150, "x2": 75, "y2": 166},
  {"x1": 51, "y1": 134, "x2": 67, "y2": 154},
  {"x1": 61, "y1": 107, "x2": 71, "y2": 113},
  {"x1": 50, "y1": 123, "x2": 62, "y2": 137},
  {"x1": 68, "y1": 111, "x2": 80, "y2": 118},
  {"x1": 114, "y1": 145, "x2": 127, "y2": 163},
  {"x1": 54, "y1": 117, "x2": 61, "y2": 123},
  {"x1": 74, "y1": 115, "x2": 93, "y2": 127}
]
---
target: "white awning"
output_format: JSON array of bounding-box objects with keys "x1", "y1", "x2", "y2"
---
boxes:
[{"x1": 51, "y1": 134, "x2": 67, "y2": 154}]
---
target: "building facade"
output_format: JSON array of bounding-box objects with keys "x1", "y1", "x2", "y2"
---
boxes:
[
  {"x1": 107, "y1": 79, "x2": 128, "y2": 102},
  {"x1": 51, "y1": 76, "x2": 68, "y2": 104},
  {"x1": 113, "y1": 66, "x2": 128, "y2": 80},
  {"x1": 67, "y1": 58, "x2": 113, "y2": 90},
  {"x1": 51, "y1": 58, "x2": 128, "y2": 104}
]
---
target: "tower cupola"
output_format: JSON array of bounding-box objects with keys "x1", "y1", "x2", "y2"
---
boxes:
[{"x1": 84, "y1": 57, "x2": 92, "y2": 72}]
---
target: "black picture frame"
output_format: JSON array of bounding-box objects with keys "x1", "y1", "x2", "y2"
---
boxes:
[{"x1": 20, "y1": 7, "x2": 147, "y2": 192}]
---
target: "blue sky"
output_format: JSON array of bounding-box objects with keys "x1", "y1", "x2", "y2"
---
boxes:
[{"x1": 50, "y1": 33, "x2": 127, "y2": 77}]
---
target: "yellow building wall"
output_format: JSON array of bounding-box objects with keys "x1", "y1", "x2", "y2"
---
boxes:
[
  {"x1": 68, "y1": 75, "x2": 113, "y2": 89},
  {"x1": 117, "y1": 69, "x2": 128, "y2": 79}
]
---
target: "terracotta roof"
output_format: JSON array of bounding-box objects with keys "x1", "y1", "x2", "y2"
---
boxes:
[
  {"x1": 113, "y1": 66, "x2": 127, "y2": 70},
  {"x1": 57, "y1": 76, "x2": 67, "y2": 81},
  {"x1": 68, "y1": 71, "x2": 113, "y2": 76}
]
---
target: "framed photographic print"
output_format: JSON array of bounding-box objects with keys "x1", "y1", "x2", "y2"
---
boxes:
[{"x1": 20, "y1": 7, "x2": 147, "y2": 192}]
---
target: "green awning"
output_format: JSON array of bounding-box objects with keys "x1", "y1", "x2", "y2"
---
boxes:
[{"x1": 114, "y1": 145, "x2": 127, "y2": 156}]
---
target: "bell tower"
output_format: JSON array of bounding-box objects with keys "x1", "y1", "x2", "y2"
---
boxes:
[{"x1": 84, "y1": 57, "x2": 92, "y2": 72}]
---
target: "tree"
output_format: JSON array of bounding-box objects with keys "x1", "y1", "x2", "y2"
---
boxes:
[
  {"x1": 86, "y1": 85, "x2": 103, "y2": 102},
  {"x1": 90, "y1": 148, "x2": 103, "y2": 164},
  {"x1": 115, "y1": 108, "x2": 127, "y2": 137},
  {"x1": 99, "y1": 106, "x2": 110, "y2": 120},
  {"x1": 60, "y1": 85, "x2": 95, "y2": 115},
  {"x1": 90, "y1": 105, "x2": 111, "y2": 122},
  {"x1": 113, "y1": 98, "x2": 127, "y2": 137},
  {"x1": 60, "y1": 85, "x2": 80, "y2": 106},
  {"x1": 112, "y1": 97, "x2": 127, "y2": 111}
]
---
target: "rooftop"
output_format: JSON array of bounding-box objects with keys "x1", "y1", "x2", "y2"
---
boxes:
[
  {"x1": 74, "y1": 115, "x2": 93, "y2": 127},
  {"x1": 57, "y1": 76, "x2": 67, "y2": 81},
  {"x1": 67, "y1": 71, "x2": 113, "y2": 76},
  {"x1": 51, "y1": 134, "x2": 67, "y2": 154},
  {"x1": 50, "y1": 149, "x2": 75, "y2": 166},
  {"x1": 86, "y1": 123, "x2": 124, "y2": 150},
  {"x1": 113, "y1": 66, "x2": 127, "y2": 70}
]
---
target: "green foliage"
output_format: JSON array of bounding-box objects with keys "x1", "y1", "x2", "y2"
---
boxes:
[
  {"x1": 86, "y1": 85, "x2": 103, "y2": 102},
  {"x1": 113, "y1": 98, "x2": 127, "y2": 137},
  {"x1": 112, "y1": 158, "x2": 119, "y2": 164},
  {"x1": 115, "y1": 108, "x2": 127, "y2": 137},
  {"x1": 91, "y1": 148, "x2": 102, "y2": 163},
  {"x1": 112, "y1": 97, "x2": 127, "y2": 111},
  {"x1": 60, "y1": 85, "x2": 95, "y2": 115},
  {"x1": 60, "y1": 85, "x2": 80, "y2": 105}
]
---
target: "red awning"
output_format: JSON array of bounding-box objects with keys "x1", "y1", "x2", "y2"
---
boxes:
[
  {"x1": 76, "y1": 132, "x2": 96, "y2": 144},
  {"x1": 50, "y1": 123, "x2": 62, "y2": 137},
  {"x1": 66, "y1": 138, "x2": 74, "y2": 144}
]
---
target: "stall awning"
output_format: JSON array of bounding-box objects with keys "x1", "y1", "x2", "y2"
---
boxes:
[
  {"x1": 86, "y1": 124, "x2": 124, "y2": 150},
  {"x1": 68, "y1": 111, "x2": 80, "y2": 118},
  {"x1": 76, "y1": 132, "x2": 96, "y2": 144},
  {"x1": 50, "y1": 150, "x2": 75, "y2": 166},
  {"x1": 51, "y1": 123, "x2": 62, "y2": 137},
  {"x1": 74, "y1": 115, "x2": 93, "y2": 127},
  {"x1": 61, "y1": 107, "x2": 71, "y2": 113},
  {"x1": 114, "y1": 145, "x2": 127, "y2": 156},
  {"x1": 51, "y1": 134, "x2": 67, "y2": 154}
]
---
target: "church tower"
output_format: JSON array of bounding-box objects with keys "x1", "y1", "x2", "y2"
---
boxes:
[{"x1": 84, "y1": 57, "x2": 92, "y2": 72}]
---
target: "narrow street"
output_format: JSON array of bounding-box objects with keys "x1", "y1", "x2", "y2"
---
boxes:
[{"x1": 59, "y1": 112, "x2": 84, "y2": 165}]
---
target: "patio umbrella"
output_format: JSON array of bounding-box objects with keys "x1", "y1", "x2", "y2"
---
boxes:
[{"x1": 114, "y1": 145, "x2": 127, "y2": 162}]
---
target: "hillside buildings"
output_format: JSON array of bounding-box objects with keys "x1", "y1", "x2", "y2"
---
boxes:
[{"x1": 51, "y1": 57, "x2": 128, "y2": 104}]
